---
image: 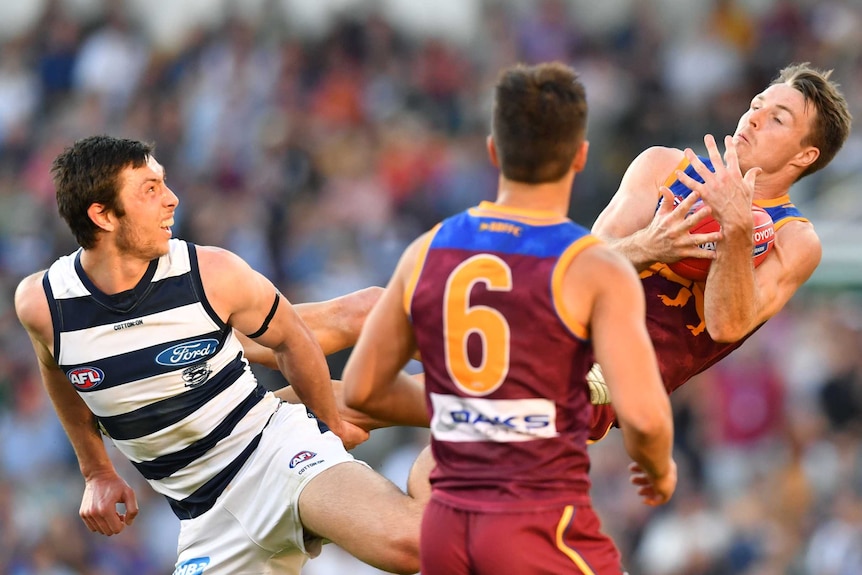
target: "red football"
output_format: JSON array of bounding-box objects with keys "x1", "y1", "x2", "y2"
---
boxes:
[{"x1": 667, "y1": 203, "x2": 774, "y2": 282}]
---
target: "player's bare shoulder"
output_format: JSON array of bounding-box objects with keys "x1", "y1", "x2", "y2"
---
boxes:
[
  {"x1": 14, "y1": 270, "x2": 53, "y2": 341},
  {"x1": 195, "y1": 244, "x2": 268, "y2": 290},
  {"x1": 625, "y1": 146, "x2": 686, "y2": 195},
  {"x1": 193, "y1": 245, "x2": 269, "y2": 319},
  {"x1": 558, "y1": 241, "x2": 643, "y2": 327},
  {"x1": 393, "y1": 227, "x2": 439, "y2": 283},
  {"x1": 770, "y1": 217, "x2": 822, "y2": 281},
  {"x1": 574, "y1": 242, "x2": 642, "y2": 286},
  {"x1": 593, "y1": 146, "x2": 685, "y2": 238}
]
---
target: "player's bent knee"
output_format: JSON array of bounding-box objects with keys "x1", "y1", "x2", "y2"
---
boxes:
[{"x1": 298, "y1": 461, "x2": 421, "y2": 573}]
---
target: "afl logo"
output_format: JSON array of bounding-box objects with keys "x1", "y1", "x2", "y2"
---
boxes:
[
  {"x1": 289, "y1": 451, "x2": 317, "y2": 469},
  {"x1": 67, "y1": 367, "x2": 105, "y2": 390},
  {"x1": 156, "y1": 339, "x2": 219, "y2": 367}
]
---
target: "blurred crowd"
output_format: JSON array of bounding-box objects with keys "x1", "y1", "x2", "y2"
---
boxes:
[{"x1": 1, "y1": 0, "x2": 862, "y2": 573}]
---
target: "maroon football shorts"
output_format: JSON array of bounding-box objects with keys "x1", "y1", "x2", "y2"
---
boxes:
[
  {"x1": 588, "y1": 404, "x2": 618, "y2": 443},
  {"x1": 420, "y1": 496, "x2": 625, "y2": 575}
]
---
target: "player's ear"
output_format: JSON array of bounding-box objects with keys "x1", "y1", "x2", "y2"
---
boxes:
[
  {"x1": 486, "y1": 135, "x2": 500, "y2": 168},
  {"x1": 571, "y1": 140, "x2": 589, "y2": 172},
  {"x1": 792, "y1": 145, "x2": 819, "y2": 172},
  {"x1": 87, "y1": 203, "x2": 115, "y2": 232}
]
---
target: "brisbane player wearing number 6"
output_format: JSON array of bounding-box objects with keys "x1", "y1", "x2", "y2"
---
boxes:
[
  {"x1": 343, "y1": 61, "x2": 676, "y2": 575},
  {"x1": 587, "y1": 62, "x2": 853, "y2": 441}
]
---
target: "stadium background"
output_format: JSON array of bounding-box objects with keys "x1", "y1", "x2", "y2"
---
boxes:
[{"x1": 0, "y1": 0, "x2": 861, "y2": 573}]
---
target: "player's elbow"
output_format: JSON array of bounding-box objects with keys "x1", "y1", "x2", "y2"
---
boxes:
[
  {"x1": 705, "y1": 319, "x2": 750, "y2": 343},
  {"x1": 342, "y1": 374, "x2": 380, "y2": 418},
  {"x1": 342, "y1": 379, "x2": 368, "y2": 413}
]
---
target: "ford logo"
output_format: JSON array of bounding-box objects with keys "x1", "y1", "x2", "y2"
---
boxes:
[{"x1": 156, "y1": 339, "x2": 219, "y2": 366}]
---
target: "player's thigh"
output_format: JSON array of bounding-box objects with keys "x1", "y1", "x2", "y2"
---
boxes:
[
  {"x1": 420, "y1": 498, "x2": 471, "y2": 575},
  {"x1": 297, "y1": 461, "x2": 423, "y2": 571},
  {"x1": 471, "y1": 504, "x2": 624, "y2": 575}
]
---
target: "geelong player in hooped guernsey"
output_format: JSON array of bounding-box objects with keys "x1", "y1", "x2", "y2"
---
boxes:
[
  {"x1": 406, "y1": 202, "x2": 599, "y2": 509},
  {"x1": 16, "y1": 135, "x2": 426, "y2": 575},
  {"x1": 43, "y1": 239, "x2": 273, "y2": 520}
]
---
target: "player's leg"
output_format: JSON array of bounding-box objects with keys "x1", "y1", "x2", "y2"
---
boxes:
[
  {"x1": 297, "y1": 461, "x2": 424, "y2": 574},
  {"x1": 406, "y1": 443, "x2": 434, "y2": 504}
]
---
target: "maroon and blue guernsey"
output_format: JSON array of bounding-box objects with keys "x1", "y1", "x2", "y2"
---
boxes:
[
  {"x1": 405, "y1": 201, "x2": 602, "y2": 511},
  {"x1": 590, "y1": 156, "x2": 811, "y2": 441}
]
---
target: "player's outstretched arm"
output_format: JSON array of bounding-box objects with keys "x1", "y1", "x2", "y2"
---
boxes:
[
  {"x1": 198, "y1": 246, "x2": 366, "y2": 448},
  {"x1": 293, "y1": 286, "x2": 383, "y2": 355},
  {"x1": 14, "y1": 272, "x2": 139, "y2": 535},
  {"x1": 237, "y1": 286, "x2": 384, "y2": 368},
  {"x1": 275, "y1": 373, "x2": 426, "y2": 433},
  {"x1": 570, "y1": 247, "x2": 676, "y2": 505}
]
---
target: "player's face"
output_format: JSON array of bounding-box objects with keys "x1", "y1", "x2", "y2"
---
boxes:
[
  {"x1": 114, "y1": 156, "x2": 178, "y2": 260},
  {"x1": 733, "y1": 83, "x2": 817, "y2": 175}
]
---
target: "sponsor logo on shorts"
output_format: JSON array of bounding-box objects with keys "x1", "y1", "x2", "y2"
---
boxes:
[
  {"x1": 173, "y1": 557, "x2": 210, "y2": 575},
  {"x1": 156, "y1": 339, "x2": 219, "y2": 367},
  {"x1": 67, "y1": 366, "x2": 105, "y2": 390},
  {"x1": 290, "y1": 450, "x2": 317, "y2": 469}
]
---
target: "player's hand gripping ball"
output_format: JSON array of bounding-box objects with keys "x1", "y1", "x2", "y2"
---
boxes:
[{"x1": 668, "y1": 202, "x2": 774, "y2": 282}]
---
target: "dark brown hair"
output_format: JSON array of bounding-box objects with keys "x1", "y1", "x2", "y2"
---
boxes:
[
  {"x1": 773, "y1": 63, "x2": 852, "y2": 179},
  {"x1": 492, "y1": 62, "x2": 588, "y2": 183},
  {"x1": 51, "y1": 135, "x2": 154, "y2": 249}
]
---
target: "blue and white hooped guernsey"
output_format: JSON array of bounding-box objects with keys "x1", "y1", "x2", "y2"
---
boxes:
[{"x1": 43, "y1": 239, "x2": 279, "y2": 519}]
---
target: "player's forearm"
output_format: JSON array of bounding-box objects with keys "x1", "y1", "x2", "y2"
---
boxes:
[
  {"x1": 54, "y1": 407, "x2": 115, "y2": 479},
  {"x1": 42, "y1": 375, "x2": 116, "y2": 479},
  {"x1": 704, "y1": 228, "x2": 758, "y2": 341},
  {"x1": 344, "y1": 369, "x2": 429, "y2": 428},
  {"x1": 600, "y1": 230, "x2": 660, "y2": 272},
  {"x1": 293, "y1": 287, "x2": 383, "y2": 355},
  {"x1": 275, "y1": 379, "x2": 400, "y2": 432},
  {"x1": 620, "y1": 416, "x2": 674, "y2": 482},
  {"x1": 274, "y1": 339, "x2": 342, "y2": 427}
]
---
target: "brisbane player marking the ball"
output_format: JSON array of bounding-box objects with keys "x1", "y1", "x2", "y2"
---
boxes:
[
  {"x1": 667, "y1": 200, "x2": 775, "y2": 282},
  {"x1": 587, "y1": 63, "x2": 852, "y2": 440}
]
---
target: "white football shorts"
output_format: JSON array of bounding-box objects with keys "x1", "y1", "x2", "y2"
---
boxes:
[{"x1": 173, "y1": 400, "x2": 366, "y2": 575}]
